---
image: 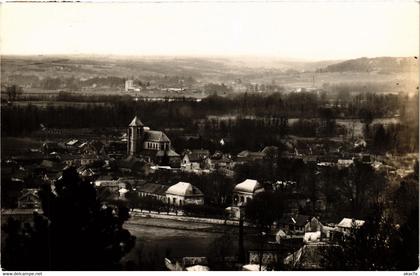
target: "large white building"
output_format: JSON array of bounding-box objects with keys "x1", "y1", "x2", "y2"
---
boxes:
[
  {"x1": 125, "y1": 79, "x2": 141, "y2": 92},
  {"x1": 165, "y1": 182, "x2": 204, "y2": 206},
  {"x1": 232, "y1": 179, "x2": 264, "y2": 206},
  {"x1": 125, "y1": 80, "x2": 134, "y2": 91}
]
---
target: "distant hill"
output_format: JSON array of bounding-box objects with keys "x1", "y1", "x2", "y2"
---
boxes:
[
  {"x1": 317, "y1": 57, "x2": 418, "y2": 73},
  {"x1": 0, "y1": 55, "x2": 338, "y2": 83},
  {"x1": 1, "y1": 55, "x2": 417, "y2": 91}
]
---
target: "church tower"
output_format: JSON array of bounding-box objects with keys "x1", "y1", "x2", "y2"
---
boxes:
[{"x1": 127, "y1": 116, "x2": 145, "y2": 156}]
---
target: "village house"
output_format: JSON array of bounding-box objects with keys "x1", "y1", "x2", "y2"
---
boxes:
[
  {"x1": 42, "y1": 141, "x2": 67, "y2": 154},
  {"x1": 80, "y1": 154, "x2": 100, "y2": 166},
  {"x1": 17, "y1": 188, "x2": 41, "y2": 209},
  {"x1": 156, "y1": 149, "x2": 181, "y2": 168},
  {"x1": 272, "y1": 180, "x2": 297, "y2": 191},
  {"x1": 94, "y1": 179, "x2": 128, "y2": 201},
  {"x1": 232, "y1": 179, "x2": 264, "y2": 207},
  {"x1": 135, "y1": 183, "x2": 168, "y2": 201},
  {"x1": 58, "y1": 153, "x2": 82, "y2": 167},
  {"x1": 337, "y1": 158, "x2": 354, "y2": 168},
  {"x1": 181, "y1": 149, "x2": 210, "y2": 172},
  {"x1": 65, "y1": 139, "x2": 82, "y2": 151},
  {"x1": 278, "y1": 214, "x2": 311, "y2": 235},
  {"x1": 336, "y1": 218, "x2": 365, "y2": 235},
  {"x1": 80, "y1": 140, "x2": 107, "y2": 157},
  {"x1": 165, "y1": 182, "x2": 204, "y2": 206},
  {"x1": 210, "y1": 152, "x2": 234, "y2": 170},
  {"x1": 78, "y1": 167, "x2": 97, "y2": 178},
  {"x1": 38, "y1": 159, "x2": 65, "y2": 174},
  {"x1": 236, "y1": 150, "x2": 265, "y2": 163},
  {"x1": 303, "y1": 217, "x2": 324, "y2": 243},
  {"x1": 248, "y1": 249, "x2": 281, "y2": 269},
  {"x1": 261, "y1": 146, "x2": 280, "y2": 159}
]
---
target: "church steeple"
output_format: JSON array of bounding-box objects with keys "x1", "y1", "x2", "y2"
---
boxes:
[
  {"x1": 127, "y1": 116, "x2": 145, "y2": 156},
  {"x1": 129, "y1": 116, "x2": 144, "y2": 127}
]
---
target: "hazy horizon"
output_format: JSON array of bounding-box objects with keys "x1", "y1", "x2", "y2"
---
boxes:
[{"x1": 0, "y1": 52, "x2": 414, "y2": 58}]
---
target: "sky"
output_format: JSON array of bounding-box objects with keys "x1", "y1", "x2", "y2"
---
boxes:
[{"x1": 0, "y1": 1, "x2": 418, "y2": 60}]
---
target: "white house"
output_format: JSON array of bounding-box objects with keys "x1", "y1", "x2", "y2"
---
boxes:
[
  {"x1": 336, "y1": 218, "x2": 365, "y2": 235},
  {"x1": 181, "y1": 150, "x2": 210, "y2": 172},
  {"x1": 165, "y1": 182, "x2": 204, "y2": 206},
  {"x1": 232, "y1": 179, "x2": 264, "y2": 207}
]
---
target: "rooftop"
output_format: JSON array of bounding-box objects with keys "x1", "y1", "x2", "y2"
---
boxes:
[
  {"x1": 136, "y1": 183, "x2": 168, "y2": 196},
  {"x1": 337, "y1": 218, "x2": 365, "y2": 228},
  {"x1": 145, "y1": 130, "x2": 170, "y2": 143},
  {"x1": 156, "y1": 149, "x2": 180, "y2": 157},
  {"x1": 166, "y1": 182, "x2": 203, "y2": 197},
  {"x1": 129, "y1": 116, "x2": 144, "y2": 127},
  {"x1": 233, "y1": 179, "x2": 263, "y2": 194}
]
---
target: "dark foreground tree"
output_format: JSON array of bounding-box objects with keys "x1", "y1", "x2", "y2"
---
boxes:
[
  {"x1": 2, "y1": 167, "x2": 136, "y2": 270},
  {"x1": 322, "y1": 204, "x2": 419, "y2": 270},
  {"x1": 245, "y1": 191, "x2": 285, "y2": 231}
]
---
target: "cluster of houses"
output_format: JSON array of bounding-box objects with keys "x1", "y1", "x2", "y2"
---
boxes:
[
  {"x1": 6, "y1": 115, "x2": 412, "y2": 271},
  {"x1": 4, "y1": 116, "x2": 411, "y2": 213},
  {"x1": 94, "y1": 178, "x2": 205, "y2": 207},
  {"x1": 5, "y1": 115, "x2": 410, "y2": 190}
]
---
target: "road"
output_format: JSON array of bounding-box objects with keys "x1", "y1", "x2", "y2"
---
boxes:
[{"x1": 122, "y1": 216, "x2": 259, "y2": 270}]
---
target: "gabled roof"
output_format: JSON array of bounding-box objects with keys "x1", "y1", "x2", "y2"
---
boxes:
[
  {"x1": 19, "y1": 189, "x2": 39, "y2": 201},
  {"x1": 137, "y1": 183, "x2": 168, "y2": 195},
  {"x1": 156, "y1": 149, "x2": 180, "y2": 157},
  {"x1": 261, "y1": 146, "x2": 279, "y2": 155},
  {"x1": 88, "y1": 140, "x2": 105, "y2": 152},
  {"x1": 233, "y1": 179, "x2": 263, "y2": 193},
  {"x1": 237, "y1": 150, "x2": 265, "y2": 159},
  {"x1": 191, "y1": 149, "x2": 210, "y2": 156},
  {"x1": 166, "y1": 182, "x2": 203, "y2": 197},
  {"x1": 144, "y1": 130, "x2": 170, "y2": 142},
  {"x1": 285, "y1": 244, "x2": 332, "y2": 269},
  {"x1": 129, "y1": 116, "x2": 144, "y2": 127},
  {"x1": 185, "y1": 151, "x2": 209, "y2": 162},
  {"x1": 66, "y1": 139, "x2": 79, "y2": 146}
]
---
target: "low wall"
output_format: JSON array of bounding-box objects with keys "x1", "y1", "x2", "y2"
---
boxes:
[{"x1": 130, "y1": 209, "x2": 242, "y2": 226}]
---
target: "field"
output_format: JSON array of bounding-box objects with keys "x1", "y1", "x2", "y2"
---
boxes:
[{"x1": 123, "y1": 217, "x2": 259, "y2": 270}]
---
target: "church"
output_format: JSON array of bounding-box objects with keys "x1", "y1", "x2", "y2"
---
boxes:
[{"x1": 127, "y1": 116, "x2": 180, "y2": 166}]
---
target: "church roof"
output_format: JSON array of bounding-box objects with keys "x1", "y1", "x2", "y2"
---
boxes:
[
  {"x1": 156, "y1": 149, "x2": 180, "y2": 157},
  {"x1": 145, "y1": 130, "x2": 170, "y2": 143},
  {"x1": 129, "y1": 116, "x2": 144, "y2": 127},
  {"x1": 166, "y1": 182, "x2": 203, "y2": 197}
]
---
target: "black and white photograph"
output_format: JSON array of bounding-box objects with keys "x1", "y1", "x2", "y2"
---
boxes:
[{"x1": 0, "y1": 0, "x2": 419, "y2": 273}]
